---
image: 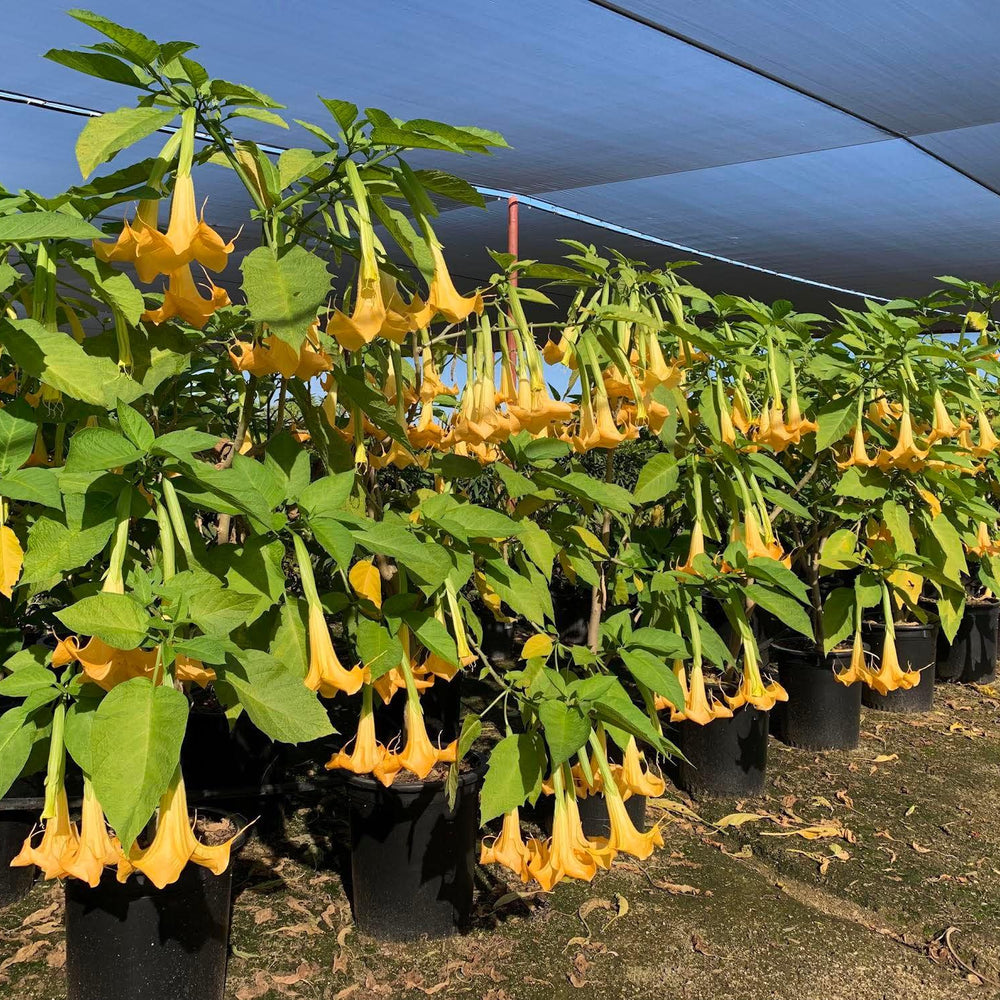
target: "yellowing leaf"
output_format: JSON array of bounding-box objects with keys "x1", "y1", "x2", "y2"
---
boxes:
[
  {"x1": 349, "y1": 559, "x2": 382, "y2": 608},
  {"x1": 715, "y1": 812, "x2": 769, "y2": 829},
  {"x1": 520, "y1": 633, "x2": 553, "y2": 660},
  {"x1": 570, "y1": 525, "x2": 608, "y2": 557},
  {"x1": 872, "y1": 753, "x2": 899, "y2": 764},
  {"x1": 762, "y1": 823, "x2": 849, "y2": 841},
  {"x1": 0, "y1": 525, "x2": 23, "y2": 598}
]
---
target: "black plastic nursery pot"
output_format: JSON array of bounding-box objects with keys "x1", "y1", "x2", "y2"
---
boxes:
[
  {"x1": 771, "y1": 642, "x2": 862, "y2": 751},
  {"x1": 861, "y1": 621, "x2": 937, "y2": 713},
  {"x1": 0, "y1": 777, "x2": 36, "y2": 908},
  {"x1": 935, "y1": 600, "x2": 999, "y2": 684},
  {"x1": 675, "y1": 704, "x2": 768, "y2": 798},
  {"x1": 64, "y1": 818, "x2": 245, "y2": 1000},
  {"x1": 346, "y1": 759, "x2": 484, "y2": 941},
  {"x1": 577, "y1": 792, "x2": 647, "y2": 840}
]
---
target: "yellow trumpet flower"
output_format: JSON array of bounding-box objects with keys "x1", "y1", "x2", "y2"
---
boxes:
[
  {"x1": 927, "y1": 391, "x2": 960, "y2": 443},
  {"x1": 969, "y1": 521, "x2": 1000, "y2": 557},
  {"x1": 62, "y1": 779, "x2": 122, "y2": 887},
  {"x1": 397, "y1": 696, "x2": 456, "y2": 780},
  {"x1": 972, "y1": 410, "x2": 1000, "y2": 457},
  {"x1": 94, "y1": 199, "x2": 164, "y2": 283},
  {"x1": 411, "y1": 239, "x2": 484, "y2": 326},
  {"x1": 677, "y1": 522, "x2": 705, "y2": 575},
  {"x1": 836, "y1": 422, "x2": 876, "y2": 469},
  {"x1": 327, "y1": 270, "x2": 386, "y2": 352},
  {"x1": 833, "y1": 628, "x2": 871, "y2": 687},
  {"x1": 619, "y1": 736, "x2": 665, "y2": 798},
  {"x1": 305, "y1": 602, "x2": 365, "y2": 697},
  {"x1": 326, "y1": 685, "x2": 386, "y2": 775},
  {"x1": 875, "y1": 410, "x2": 928, "y2": 472},
  {"x1": 11, "y1": 786, "x2": 78, "y2": 880},
  {"x1": 680, "y1": 658, "x2": 734, "y2": 724},
  {"x1": 480, "y1": 808, "x2": 533, "y2": 882},
  {"x1": 868, "y1": 629, "x2": 921, "y2": 695},
  {"x1": 121, "y1": 772, "x2": 240, "y2": 889},
  {"x1": 142, "y1": 265, "x2": 230, "y2": 330},
  {"x1": 135, "y1": 174, "x2": 235, "y2": 280}
]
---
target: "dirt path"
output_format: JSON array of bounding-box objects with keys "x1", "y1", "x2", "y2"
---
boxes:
[{"x1": 2, "y1": 683, "x2": 999, "y2": 999}]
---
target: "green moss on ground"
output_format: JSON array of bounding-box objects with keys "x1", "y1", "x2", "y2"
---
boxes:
[{"x1": 2, "y1": 683, "x2": 999, "y2": 999}]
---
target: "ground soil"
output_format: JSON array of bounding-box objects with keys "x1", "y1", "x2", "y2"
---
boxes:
[{"x1": 2, "y1": 682, "x2": 999, "y2": 999}]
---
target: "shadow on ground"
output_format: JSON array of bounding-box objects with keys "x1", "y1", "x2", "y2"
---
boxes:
[{"x1": 2, "y1": 683, "x2": 999, "y2": 999}]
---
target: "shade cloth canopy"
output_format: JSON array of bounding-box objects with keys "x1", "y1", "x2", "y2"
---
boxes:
[{"x1": 4, "y1": 0, "x2": 1000, "y2": 310}]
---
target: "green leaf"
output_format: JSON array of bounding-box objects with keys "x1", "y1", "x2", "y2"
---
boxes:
[
  {"x1": 240, "y1": 245, "x2": 331, "y2": 347},
  {"x1": 620, "y1": 648, "x2": 684, "y2": 707},
  {"x1": 403, "y1": 612, "x2": 459, "y2": 667},
  {"x1": 351, "y1": 522, "x2": 450, "y2": 586},
  {"x1": 538, "y1": 700, "x2": 591, "y2": 766},
  {"x1": 64, "y1": 695, "x2": 100, "y2": 774},
  {"x1": 299, "y1": 471, "x2": 355, "y2": 519},
  {"x1": 815, "y1": 396, "x2": 856, "y2": 451},
  {"x1": 0, "y1": 318, "x2": 136, "y2": 407},
  {"x1": 116, "y1": 401, "x2": 155, "y2": 452},
  {"x1": 45, "y1": 48, "x2": 146, "y2": 89},
  {"x1": 270, "y1": 598, "x2": 309, "y2": 678},
  {"x1": 21, "y1": 508, "x2": 116, "y2": 585},
  {"x1": 356, "y1": 617, "x2": 404, "y2": 680},
  {"x1": 480, "y1": 732, "x2": 546, "y2": 824},
  {"x1": 150, "y1": 429, "x2": 221, "y2": 460},
  {"x1": 633, "y1": 453, "x2": 678, "y2": 504},
  {"x1": 929, "y1": 514, "x2": 968, "y2": 584},
  {"x1": 495, "y1": 464, "x2": 537, "y2": 500},
  {"x1": 56, "y1": 593, "x2": 151, "y2": 649},
  {"x1": 430, "y1": 504, "x2": 523, "y2": 540},
  {"x1": 276, "y1": 148, "x2": 332, "y2": 190},
  {"x1": 820, "y1": 529, "x2": 859, "y2": 571},
  {"x1": 320, "y1": 97, "x2": 358, "y2": 132},
  {"x1": 65, "y1": 427, "x2": 146, "y2": 472},
  {"x1": 0, "y1": 408, "x2": 38, "y2": 476},
  {"x1": 229, "y1": 107, "x2": 289, "y2": 129},
  {"x1": 821, "y1": 587, "x2": 855, "y2": 653},
  {"x1": 627, "y1": 627, "x2": 686, "y2": 658},
  {"x1": 834, "y1": 466, "x2": 888, "y2": 501},
  {"x1": 0, "y1": 664, "x2": 58, "y2": 697},
  {"x1": 91, "y1": 678, "x2": 189, "y2": 849},
  {"x1": 0, "y1": 467, "x2": 62, "y2": 509},
  {"x1": 744, "y1": 583, "x2": 813, "y2": 640},
  {"x1": 0, "y1": 706, "x2": 35, "y2": 799},
  {"x1": 187, "y1": 583, "x2": 261, "y2": 636},
  {"x1": 412, "y1": 168, "x2": 486, "y2": 208},
  {"x1": 524, "y1": 438, "x2": 571, "y2": 464},
  {"x1": 311, "y1": 517, "x2": 355, "y2": 569},
  {"x1": 76, "y1": 107, "x2": 177, "y2": 178},
  {"x1": 937, "y1": 590, "x2": 965, "y2": 644},
  {"x1": 67, "y1": 10, "x2": 160, "y2": 62},
  {"x1": 0, "y1": 212, "x2": 104, "y2": 242},
  {"x1": 219, "y1": 650, "x2": 333, "y2": 744}
]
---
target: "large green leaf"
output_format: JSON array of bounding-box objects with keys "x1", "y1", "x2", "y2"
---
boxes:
[
  {"x1": 815, "y1": 395, "x2": 856, "y2": 451},
  {"x1": 65, "y1": 427, "x2": 146, "y2": 472},
  {"x1": 0, "y1": 408, "x2": 38, "y2": 476},
  {"x1": 356, "y1": 617, "x2": 404, "y2": 680},
  {"x1": 219, "y1": 650, "x2": 334, "y2": 743},
  {"x1": 240, "y1": 245, "x2": 331, "y2": 347},
  {"x1": 21, "y1": 509, "x2": 117, "y2": 585},
  {"x1": 538, "y1": 699, "x2": 591, "y2": 766},
  {"x1": 76, "y1": 107, "x2": 177, "y2": 178},
  {"x1": 91, "y1": 678, "x2": 189, "y2": 849},
  {"x1": 479, "y1": 731, "x2": 546, "y2": 824},
  {"x1": 0, "y1": 467, "x2": 62, "y2": 509},
  {"x1": 0, "y1": 212, "x2": 103, "y2": 242},
  {"x1": 56, "y1": 593, "x2": 151, "y2": 649},
  {"x1": 821, "y1": 587, "x2": 854, "y2": 653},
  {"x1": 633, "y1": 453, "x2": 679, "y2": 504},
  {"x1": 0, "y1": 706, "x2": 35, "y2": 799},
  {"x1": 745, "y1": 583, "x2": 813, "y2": 639},
  {"x1": 0, "y1": 318, "x2": 135, "y2": 407},
  {"x1": 620, "y1": 648, "x2": 685, "y2": 706},
  {"x1": 351, "y1": 521, "x2": 450, "y2": 585}
]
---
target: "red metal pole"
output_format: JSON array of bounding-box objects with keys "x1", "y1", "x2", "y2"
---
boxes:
[{"x1": 506, "y1": 195, "x2": 520, "y2": 364}]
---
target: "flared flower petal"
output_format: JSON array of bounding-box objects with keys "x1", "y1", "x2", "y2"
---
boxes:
[
  {"x1": 305, "y1": 603, "x2": 365, "y2": 697},
  {"x1": 11, "y1": 787, "x2": 79, "y2": 880},
  {"x1": 143, "y1": 265, "x2": 230, "y2": 330},
  {"x1": 480, "y1": 808, "x2": 533, "y2": 882}
]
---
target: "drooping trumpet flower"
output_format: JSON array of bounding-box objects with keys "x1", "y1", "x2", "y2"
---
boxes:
[
  {"x1": 229, "y1": 323, "x2": 331, "y2": 380},
  {"x1": 837, "y1": 407, "x2": 876, "y2": 469},
  {"x1": 526, "y1": 764, "x2": 605, "y2": 889},
  {"x1": 410, "y1": 228, "x2": 484, "y2": 326},
  {"x1": 396, "y1": 685, "x2": 457, "y2": 780},
  {"x1": 589, "y1": 736, "x2": 663, "y2": 860},
  {"x1": 326, "y1": 684, "x2": 387, "y2": 775},
  {"x1": 971, "y1": 409, "x2": 1000, "y2": 457},
  {"x1": 119, "y1": 770, "x2": 241, "y2": 889},
  {"x1": 480, "y1": 807, "x2": 533, "y2": 882},
  {"x1": 11, "y1": 785, "x2": 78, "y2": 880},
  {"x1": 968, "y1": 521, "x2": 1000, "y2": 557},
  {"x1": 834, "y1": 625, "x2": 871, "y2": 687},
  {"x1": 142, "y1": 264, "x2": 230, "y2": 330},
  {"x1": 875, "y1": 402, "x2": 928, "y2": 472},
  {"x1": 677, "y1": 521, "x2": 705, "y2": 575},
  {"x1": 868, "y1": 625, "x2": 921, "y2": 694},
  {"x1": 727, "y1": 617, "x2": 788, "y2": 711},
  {"x1": 618, "y1": 736, "x2": 665, "y2": 798},
  {"x1": 292, "y1": 535, "x2": 365, "y2": 697},
  {"x1": 62, "y1": 778, "x2": 122, "y2": 887},
  {"x1": 927, "y1": 391, "x2": 961, "y2": 443},
  {"x1": 94, "y1": 199, "x2": 164, "y2": 283},
  {"x1": 675, "y1": 657, "x2": 733, "y2": 725}
]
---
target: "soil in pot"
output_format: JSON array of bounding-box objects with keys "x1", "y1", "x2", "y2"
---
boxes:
[
  {"x1": 861, "y1": 621, "x2": 937, "y2": 713},
  {"x1": 935, "y1": 599, "x2": 999, "y2": 684},
  {"x1": 674, "y1": 705, "x2": 768, "y2": 798},
  {"x1": 0, "y1": 777, "x2": 37, "y2": 908},
  {"x1": 64, "y1": 814, "x2": 245, "y2": 1000},
  {"x1": 771, "y1": 640, "x2": 862, "y2": 750},
  {"x1": 346, "y1": 757, "x2": 483, "y2": 941}
]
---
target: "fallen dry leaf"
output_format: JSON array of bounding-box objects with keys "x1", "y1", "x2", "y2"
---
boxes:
[
  {"x1": 871, "y1": 753, "x2": 899, "y2": 763},
  {"x1": 911, "y1": 841, "x2": 932, "y2": 854},
  {"x1": 715, "y1": 812, "x2": 769, "y2": 829},
  {"x1": 0, "y1": 941, "x2": 46, "y2": 971},
  {"x1": 20, "y1": 903, "x2": 59, "y2": 928},
  {"x1": 762, "y1": 824, "x2": 853, "y2": 841},
  {"x1": 652, "y1": 879, "x2": 702, "y2": 895}
]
